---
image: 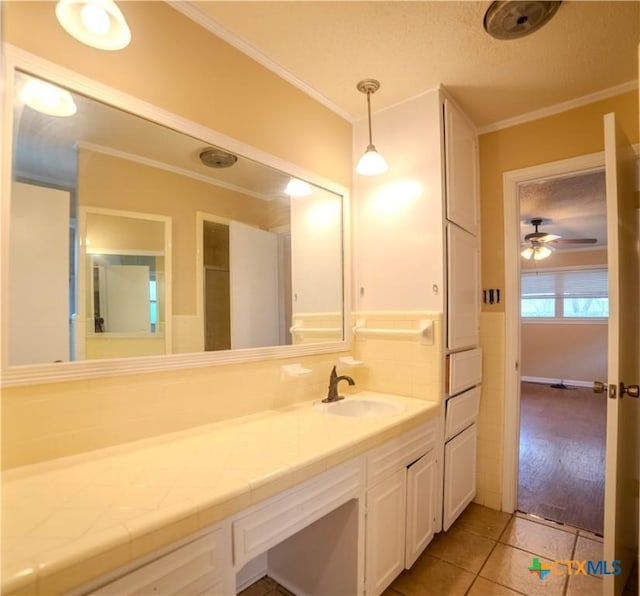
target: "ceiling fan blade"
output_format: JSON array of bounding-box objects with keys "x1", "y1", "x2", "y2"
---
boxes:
[
  {"x1": 537, "y1": 234, "x2": 561, "y2": 242},
  {"x1": 549, "y1": 238, "x2": 598, "y2": 244}
]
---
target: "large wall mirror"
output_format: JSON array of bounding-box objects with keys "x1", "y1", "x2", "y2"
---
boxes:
[{"x1": 2, "y1": 55, "x2": 349, "y2": 384}]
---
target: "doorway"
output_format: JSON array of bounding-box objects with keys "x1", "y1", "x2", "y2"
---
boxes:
[
  {"x1": 501, "y1": 151, "x2": 610, "y2": 522},
  {"x1": 516, "y1": 170, "x2": 608, "y2": 534}
]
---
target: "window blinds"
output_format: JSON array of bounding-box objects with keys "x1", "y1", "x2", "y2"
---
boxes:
[{"x1": 521, "y1": 268, "x2": 608, "y2": 298}]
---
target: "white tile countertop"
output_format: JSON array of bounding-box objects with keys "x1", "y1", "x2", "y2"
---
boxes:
[{"x1": 1, "y1": 392, "x2": 439, "y2": 595}]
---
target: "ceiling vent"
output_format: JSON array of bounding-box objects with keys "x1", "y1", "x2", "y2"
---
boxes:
[
  {"x1": 199, "y1": 148, "x2": 238, "y2": 168},
  {"x1": 484, "y1": 1, "x2": 562, "y2": 40}
]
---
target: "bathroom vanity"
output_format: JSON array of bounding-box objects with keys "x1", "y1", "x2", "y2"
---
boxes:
[{"x1": 1, "y1": 393, "x2": 439, "y2": 596}]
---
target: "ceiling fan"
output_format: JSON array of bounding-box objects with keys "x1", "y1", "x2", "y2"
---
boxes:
[{"x1": 521, "y1": 217, "x2": 597, "y2": 260}]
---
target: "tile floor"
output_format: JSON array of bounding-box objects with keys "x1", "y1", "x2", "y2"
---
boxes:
[{"x1": 241, "y1": 504, "x2": 639, "y2": 596}]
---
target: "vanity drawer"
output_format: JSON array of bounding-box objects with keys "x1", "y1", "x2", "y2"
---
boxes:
[
  {"x1": 446, "y1": 348, "x2": 482, "y2": 396},
  {"x1": 232, "y1": 459, "x2": 363, "y2": 568},
  {"x1": 445, "y1": 386, "x2": 480, "y2": 441},
  {"x1": 366, "y1": 420, "x2": 437, "y2": 488},
  {"x1": 89, "y1": 528, "x2": 227, "y2": 595}
]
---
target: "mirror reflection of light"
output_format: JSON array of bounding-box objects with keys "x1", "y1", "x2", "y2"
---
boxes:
[
  {"x1": 285, "y1": 178, "x2": 312, "y2": 197},
  {"x1": 305, "y1": 201, "x2": 340, "y2": 226},
  {"x1": 372, "y1": 179, "x2": 423, "y2": 214},
  {"x1": 19, "y1": 78, "x2": 77, "y2": 117},
  {"x1": 81, "y1": 2, "x2": 111, "y2": 35}
]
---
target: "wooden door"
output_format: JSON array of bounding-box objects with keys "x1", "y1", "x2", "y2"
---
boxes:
[{"x1": 601, "y1": 112, "x2": 639, "y2": 595}]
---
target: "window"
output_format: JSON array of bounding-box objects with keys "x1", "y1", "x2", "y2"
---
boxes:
[{"x1": 521, "y1": 268, "x2": 608, "y2": 320}]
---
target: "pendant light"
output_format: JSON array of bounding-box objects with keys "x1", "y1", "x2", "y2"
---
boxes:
[
  {"x1": 56, "y1": 0, "x2": 131, "y2": 50},
  {"x1": 356, "y1": 79, "x2": 388, "y2": 176}
]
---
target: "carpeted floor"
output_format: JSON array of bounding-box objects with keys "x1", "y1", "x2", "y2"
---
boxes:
[{"x1": 518, "y1": 381, "x2": 606, "y2": 535}]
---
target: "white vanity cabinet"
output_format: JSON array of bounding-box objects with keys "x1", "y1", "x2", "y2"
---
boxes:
[
  {"x1": 74, "y1": 418, "x2": 439, "y2": 596},
  {"x1": 353, "y1": 86, "x2": 481, "y2": 537},
  {"x1": 364, "y1": 421, "x2": 438, "y2": 596},
  {"x1": 87, "y1": 525, "x2": 233, "y2": 595}
]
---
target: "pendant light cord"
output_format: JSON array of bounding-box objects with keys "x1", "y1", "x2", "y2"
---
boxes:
[{"x1": 366, "y1": 91, "x2": 373, "y2": 148}]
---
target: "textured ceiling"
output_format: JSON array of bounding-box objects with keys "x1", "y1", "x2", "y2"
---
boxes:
[
  {"x1": 186, "y1": 1, "x2": 639, "y2": 128},
  {"x1": 519, "y1": 171, "x2": 607, "y2": 249}
]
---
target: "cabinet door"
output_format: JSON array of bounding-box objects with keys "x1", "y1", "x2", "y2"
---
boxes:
[
  {"x1": 444, "y1": 99, "x2": 479, "y2": 235},
  {"x1": 447, "y1": 224, "x2": 480, "y2": 350},
  {"x1": 405, "y1": 450, "x2": 437, "y2": 569},
  {"x1": 365, "y1": 468, "x2": 407, "y2": 596},
  {"x1": 443, "y1": 424, "x2": 477, "y2": 531}
]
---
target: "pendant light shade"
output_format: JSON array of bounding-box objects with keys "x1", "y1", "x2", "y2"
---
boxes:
[
  {"x1": 356, "y1": 79, "x2": 388, "y2": 176},
  {"x1": 56, "y1": 0, "x2": 131, "y2": 50}
]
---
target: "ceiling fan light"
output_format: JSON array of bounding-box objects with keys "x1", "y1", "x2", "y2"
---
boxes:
[
  {"x1": 520, "y1": 246, "x2": 534, "y2": 260},
  {"x1": 56, "y1": 0, "x2": 131, "y2": 50},
  {"x1": 533, "y1": 245, "x2": 552, "y2": 260}
]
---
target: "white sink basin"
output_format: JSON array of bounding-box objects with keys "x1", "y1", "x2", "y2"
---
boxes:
[{"x1": 314, "y1": 394, "x2": 405, "y2": 417}]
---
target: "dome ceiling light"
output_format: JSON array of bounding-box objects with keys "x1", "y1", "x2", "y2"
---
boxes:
[
  {"x1": 56, "y1": 0, "x2": 131, "y2": 50},
  {"x1": 19, "y1": 77, "x2": 77, "y2": 117}
]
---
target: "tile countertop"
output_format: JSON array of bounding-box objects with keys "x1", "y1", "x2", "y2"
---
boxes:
[{"x1": 1, "y1": 392, "x2": 439, "y2": 595}]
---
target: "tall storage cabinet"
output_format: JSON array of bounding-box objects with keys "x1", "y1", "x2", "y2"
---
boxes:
[
  {"x1": 353, "y1": 87, "x2": 481, "y2": 543},
  {"x1": 442, "y1": 98, "x2": 482, "y2": 531}
]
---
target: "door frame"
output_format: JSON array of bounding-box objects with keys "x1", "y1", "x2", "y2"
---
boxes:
[{"x1": 501, "y1": 151, "x2": 607, "y2": 513}]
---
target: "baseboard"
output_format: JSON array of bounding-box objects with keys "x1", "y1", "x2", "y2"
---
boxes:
[{"x1": 521, "y1": 375, "x2": 592, "y2": 389}]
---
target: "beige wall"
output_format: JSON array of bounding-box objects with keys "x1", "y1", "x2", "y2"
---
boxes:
[
  {"x1": 476, "y1": 90, "x2": 637, "y2": 510},
  {"x1": 479, "y1": 90, "x2": 638, "y2": 312},
  {"x1": 521, "y1": 250, "x2": 608, "y2": 383},
  {"x1": 2, "y1": 2, "x2": 354, "y2": 468},
  {"x1": 521, "y1": 322, "x2": 607, "y2": 383},
  {"x1": 3, "y1": 1, "x2": 352, "y2": 187},
  {"x1": 520, "y1": 248, "x2": 607, "y2": 270},
  {"x1": 79, "y1": 150, "x2": 269, "y2": 314}
]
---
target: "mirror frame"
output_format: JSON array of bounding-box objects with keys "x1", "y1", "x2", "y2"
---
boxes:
[{"x1": 1, "y1": 44, "x2": 352, "y2": 387}]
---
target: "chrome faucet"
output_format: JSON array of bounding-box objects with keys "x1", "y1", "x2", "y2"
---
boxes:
[{"x1": 322, "y1": 365, "x2": 355, "y2": 403}]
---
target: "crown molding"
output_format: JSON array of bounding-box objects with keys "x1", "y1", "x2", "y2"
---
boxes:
[
  {"x1": 478, "y1": 80, "x2": 638, "y2": 135},
  {"x1": 169, "y1": 1, "x2": 355, "y2": 123}
]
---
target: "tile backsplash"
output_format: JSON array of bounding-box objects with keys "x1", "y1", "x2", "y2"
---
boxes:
[
  {"x1": 1, "y1": 353, "x2": 346, "y2": 470},
  {"x1": 2, "y1": 312, "x2": 444, "y2": 470},
  {"x1": 349, "y1": 311, "x2": 444, "y2": 401},
  {"x1": 475, "y1": 311, "x2": 505, "y2": 510}
]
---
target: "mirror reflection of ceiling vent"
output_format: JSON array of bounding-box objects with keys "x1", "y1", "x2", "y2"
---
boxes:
[
  {"x1": 199, "y1": 148, "x2": 238, "y2": 168},
  {"x1": 483, "y1": 1, "x2": 562, "y2": 40}
]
